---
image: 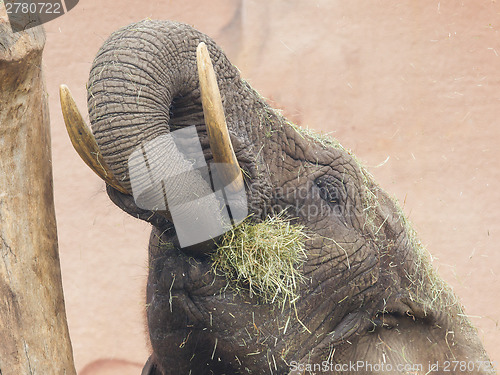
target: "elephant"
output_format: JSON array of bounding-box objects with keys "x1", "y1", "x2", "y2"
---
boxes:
[{"x1": 60, "y1": 20, "x2": 495, "y2": 374}]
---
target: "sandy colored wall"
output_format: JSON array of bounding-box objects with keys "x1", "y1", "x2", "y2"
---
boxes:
[{"x1": 39, "y1": 0, "x2": 499, "y2": 373}]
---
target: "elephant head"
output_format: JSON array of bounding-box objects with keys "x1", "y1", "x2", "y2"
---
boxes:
[{"x1": 61, "y1": 20, "x2": 495, "y2": 375}]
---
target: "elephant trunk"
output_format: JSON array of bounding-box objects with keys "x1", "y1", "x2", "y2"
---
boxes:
[
  {"x1": 87, "y1": 21, "x2": 238, "y2": 192},
  {"x1": 63, "y1": 20, "x2": 255, "y2": 248}
]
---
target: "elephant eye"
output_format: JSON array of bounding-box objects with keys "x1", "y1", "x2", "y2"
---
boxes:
[{"x1": 315, "y1": 177, "x2": 341, "y2": 205}]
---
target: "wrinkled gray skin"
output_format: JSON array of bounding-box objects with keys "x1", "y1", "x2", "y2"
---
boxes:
[{"x1": 87, "y1": 20, "x2": 495, "y2": 375}]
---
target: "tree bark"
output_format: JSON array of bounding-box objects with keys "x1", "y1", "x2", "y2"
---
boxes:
[{"x1": 0, "y1": 8, "x2": 76, "y2": 375}]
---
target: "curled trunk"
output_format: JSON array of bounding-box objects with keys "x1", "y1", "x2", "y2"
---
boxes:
[
  {"x1": 87, "y1": 20, "x2": 274, "y2": 252},
  {"x1": 87, "y1": 21, "x2": 249, "y2": 193}
]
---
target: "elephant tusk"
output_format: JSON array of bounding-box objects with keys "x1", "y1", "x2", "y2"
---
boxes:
[
  {"x1": 196, "y1": 42, "x2": 244, "y2": 194},
  {"x1": 59, "y1": 84, "x2": 129, "y2": 195}
]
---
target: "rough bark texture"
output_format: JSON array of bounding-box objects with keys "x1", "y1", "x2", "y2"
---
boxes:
[{"x1": 0, "y1": 9, "x2": 76, "y2": 375}]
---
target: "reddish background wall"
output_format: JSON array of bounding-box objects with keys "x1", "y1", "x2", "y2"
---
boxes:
[{"x1": 41, "y1": 1, "x2": 499, "y2": 373}]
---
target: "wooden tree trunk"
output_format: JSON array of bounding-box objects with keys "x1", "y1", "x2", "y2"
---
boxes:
[{"x1": 0, "y1": 9, "x2": 76, "y2": 375}]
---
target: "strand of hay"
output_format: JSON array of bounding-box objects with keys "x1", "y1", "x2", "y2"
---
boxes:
[{"x1": 212, "y1": 215, "x2": 308, "y2": 307}]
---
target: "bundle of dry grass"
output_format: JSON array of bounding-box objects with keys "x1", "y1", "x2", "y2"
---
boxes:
[{"x1": 212, "y1": 215, "x2": 308, "y2": 307}]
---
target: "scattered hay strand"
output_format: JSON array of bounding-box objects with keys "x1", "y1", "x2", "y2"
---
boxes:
[
  {"x1": 212, "y1": 215, "x2": 308, "y2": 307},
  {"x1": 288, "y1": 121, "x2": 343, "y2": 150}
]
